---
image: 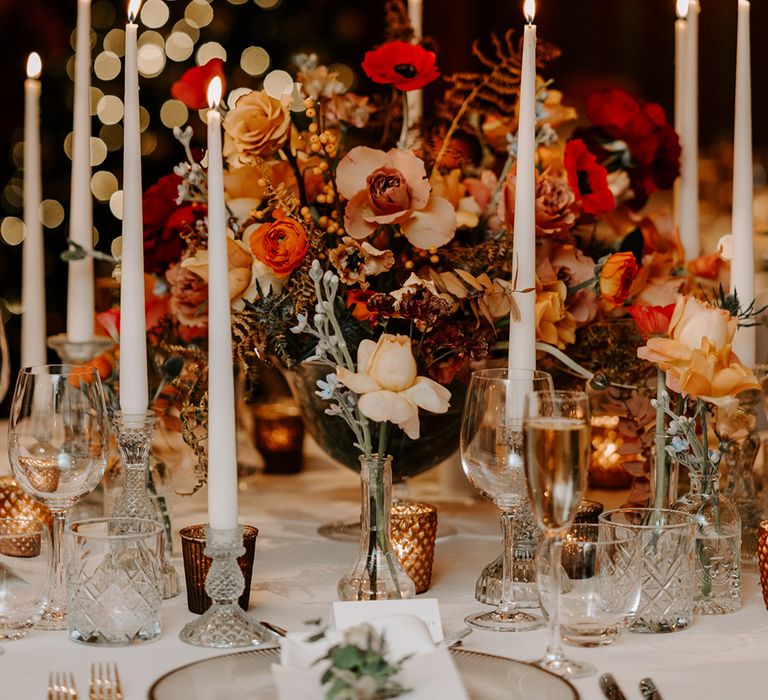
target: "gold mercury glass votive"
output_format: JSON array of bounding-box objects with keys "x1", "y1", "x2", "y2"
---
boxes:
[
  {"x1": 0, "y1": 477, "x2": 53, "y2": 557},
  {"x1": 757, "y1": 520, "x2": 768, "y2": 609},
  {"x1": 588, "y1": 415, "x2": 633, "y2": 489},
  {"x1": 180, "y1": 524, "x2": 259, "y2": 614},
  {"x1": 252, "y1": 402, "x2": 305, "y2": 474},
  {"x1": 390, "y1": 502, "x2": 438, "y2": 594}
]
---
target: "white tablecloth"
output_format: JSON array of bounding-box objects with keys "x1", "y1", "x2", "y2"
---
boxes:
[{"x1": 2, "y1": 446, "x2": 768, "y2": 700}]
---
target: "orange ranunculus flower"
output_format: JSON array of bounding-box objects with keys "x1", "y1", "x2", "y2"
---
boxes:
[
  {"x1": 637, "y1": 294, "x2": 760, "y2": 405},
  {"x1": 599, "y1": 252, "x2": 638, "y2": 307},
  {"x1": 246, "y1": 215, "x2": 309, "y2": 277}
]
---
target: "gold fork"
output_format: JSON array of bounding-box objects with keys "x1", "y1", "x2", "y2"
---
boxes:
[
  {"x1": 48, "y1": 671, "x2": 78, "y2": 700},
  {"x1": 89, "y1": 663, "x2": 122, "y2": 700}
]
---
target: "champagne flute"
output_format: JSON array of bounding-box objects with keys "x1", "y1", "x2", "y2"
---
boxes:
[
  {"x1": 8, "y1": 365, "x2": 109, "y2": 630},
  {"x1": 523, "y1": 390, "x2": 592, "y2": 677},
  {"x1": 461, "y1": 368, "x2": 553, "y2": 631}
]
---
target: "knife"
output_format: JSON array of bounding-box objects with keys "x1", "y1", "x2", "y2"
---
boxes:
[
  {"x1": 599, "y1": 673, "x2": 628, "y2": 700},
  {"x1": 640, "y1": 677, "x2": 663, "y2": 700}
]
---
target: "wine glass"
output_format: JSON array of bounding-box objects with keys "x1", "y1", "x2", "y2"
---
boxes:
[
  {"x1": 523, "y1": 390, "x2": 593, "y2": 678},
  {"x1": 460, "y1": 368, "x2": 553, "y2": 632},
  {"x1": 8, "y1": 365, "x2": 109, "y2": 630}
]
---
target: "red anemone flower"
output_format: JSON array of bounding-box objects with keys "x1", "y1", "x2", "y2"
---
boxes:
[
  {"x1": 628, "y1": 304, "x2": 676, "y2": 338},
  {"x1": 171, "y1": 58, "x2": 226, "y2": 109},
  {"x1": 564, "y1": 139, "x2": 615, "y2": 216},
  {"x1": 361, "y1": 41, "x2": 439, "y2": 91}
]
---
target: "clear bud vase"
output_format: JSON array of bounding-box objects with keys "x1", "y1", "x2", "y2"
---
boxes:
[
  {"x1": 338, "y1": 454, "x2": 416, "y2": 601},
  {"x1": 673, "y1": 471, "x2": 741, "y2": 614}
]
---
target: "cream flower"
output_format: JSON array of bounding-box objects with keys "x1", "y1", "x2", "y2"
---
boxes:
[
  {"x1": 336, "y1": 334, "x2": 451, "y2": 439},
  {"x1": 336, "y1": 146, "x2": 457, "y2": 249},
  {"x1": 637, "y1": 294, "x2": 760, "y2": 404}
]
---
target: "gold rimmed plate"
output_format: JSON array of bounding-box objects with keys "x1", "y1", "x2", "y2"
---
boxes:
[{"x1": 149, "y1": 646, "x2": 579, "y2": 699}]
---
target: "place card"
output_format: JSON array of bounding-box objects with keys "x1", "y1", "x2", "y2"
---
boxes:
[{"x1": 332, "y1": 598, "x2": 444, "y2": 643}]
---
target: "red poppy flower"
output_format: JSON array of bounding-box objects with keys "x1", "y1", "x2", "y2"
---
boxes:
[
  {"x1": 361, "y1": 41, "x2": 439, "y2": 92},
  {"x1": 171, "y1": 58, "x2": 226, "y2": 109},
  {"x1": 142, "y1": 173, "x2": 206, "y2": 273},
  {"x1": 628, "y1": 304, "x2": 675, "y2": 338},
  {"x1": 564, "y1": 139, "x2": 615, "y2": 216}
]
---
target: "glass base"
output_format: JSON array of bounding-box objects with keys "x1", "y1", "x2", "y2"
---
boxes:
[
  {"x1": 36, "y1": 609, "x2": 67, "y2": 631},
  {"x1": 179, "y1": 604, "x2": 277, "y2": 648},
  {"x1": 536, "y1": 656, "x2": 596, "y2": 679},
  {"x1": 464, "y1": 609, "x2": 544, "y2": 632},
  {"x1": 693, "y1": 597, "x2": 742, "y2": 615},
  {"x1": 474, "y1": 551, "x2": 539, "y2": 607}
]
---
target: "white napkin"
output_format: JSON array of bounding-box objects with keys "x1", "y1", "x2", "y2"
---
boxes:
[{"x1": 272, "y1": 615, "x2": 468, "y2": 700}]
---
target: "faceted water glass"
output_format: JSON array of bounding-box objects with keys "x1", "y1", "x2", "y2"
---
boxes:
[
  {"x1": 0, "y1": 518, "x2": 52, "y2": 640},
  {"x1": 66, "y1": 517, "x2": 163, "y2": 645},
  {"x1": 536, "y1": 523, "x2": 641, "y2": 646}
]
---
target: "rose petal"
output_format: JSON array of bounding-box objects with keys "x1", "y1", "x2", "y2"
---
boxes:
[
  {"x1": 403, "y1": 377, "x2": 451, "y2": 413},
  {"x1": 344, "y1": 190, "x2": 379, "y2": 240},
  {"x1": 385, "y1": 148, "x2": 430, "y2": 210},
  {"x1": 399, "y1": 410, "x2": 421, "y2": 439},
  {"x1": 400, "y1": 195, "x2": 457, "y2": 249},
  {"x1": 336, "y1": 146, "x2": 389, "y2": 199},
  {"x1": 358, "y1": 390, "x2": 416, "y2": 425},
  {"x1": 336, "y1": 366, "x2": 381, "y2": 394},
  {"x1": 356, "y1": 339, "x2": 378, "y2": 372}
]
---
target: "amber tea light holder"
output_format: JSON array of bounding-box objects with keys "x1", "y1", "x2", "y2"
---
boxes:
[
  {"x1": 180, "y1": 524, "x2": 258, "y2": 614},
  {"x1": 390, "y1": 502, "x2": 438, "y2": 594},
  {"x1": 758, "y1": 520, "x2": 768, "y2": 609}
]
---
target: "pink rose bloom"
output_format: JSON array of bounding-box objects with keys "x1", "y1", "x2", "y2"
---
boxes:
[
  {"x1": 336, "y1": 146, "x2": 457, "y2": 249},
  {"x1": 166, "y1": 262, "x2": 208, "y2": 328}
]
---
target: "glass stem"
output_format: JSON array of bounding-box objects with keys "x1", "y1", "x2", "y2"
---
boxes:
[
  {"x1": 48, "y1": 509, "x2": 68, "y2": 615},
  {"x1": 544, "y1": 534, "x2": 564, "y2": 668},
  {"x1": 498, "y1": 510, "x2": 518, "y2": 614}
]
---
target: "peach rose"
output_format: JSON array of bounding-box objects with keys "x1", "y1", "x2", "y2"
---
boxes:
[
  {"x1": 535, "y1": 281, "x2": 577, "y2": 349},
  {"x1": 637, "y1": 295, "x2": 760, "y2": 404},
  {"x1": 181, "y1": 237, "x2": 256, "y2": 306},
  {"x1": 501, "y1": 168, "x2": 578, "y2": 238},
  {"x1": 599, "y1": 252, "x2": 638, "y2": 307},
  {"x1": 244, "y1": 215, "x2": 309, "y2": 278},
  {"x1": 223, "y1": 90, "x2": 291, "y2": 167},
  {"x1": 335, "y1": 334, "x2": 451, "y2": 439},
  {"x1": 166, "y1": 262, "x2": 208, "y2": 327},
  {"x1": 336, "y1": 146, "x2": 457, "y2": 249}
]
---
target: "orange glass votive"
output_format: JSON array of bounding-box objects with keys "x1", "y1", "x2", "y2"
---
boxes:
[
  {"x1": 180, "y1": 524, "x2": 258, "y2": 614},
  {"x1": 252, "y1": 402, "x2": 304, "y2": 474},
  {"x1": 758, "y1": 520, "x2": 768, "y2": 609},
  {"x1": 390, "y1": 502, "x2": 438, "y2": 594}
]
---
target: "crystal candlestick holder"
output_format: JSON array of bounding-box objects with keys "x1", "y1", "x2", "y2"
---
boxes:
[
  {"x1": 179, "y1": 525, "x2": 277, "y2": 648},
  {"x1": 111, "y1": 411, "x2": 179, "y2": 599},
  {"x1": 47, "y1": 334, "x2": 112, "y2": 365}
]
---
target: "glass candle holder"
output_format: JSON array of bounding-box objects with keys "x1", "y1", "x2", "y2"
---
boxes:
[
  {"x1": 180, "y1": 524, "x2": 258, "y2": 614},
  {"x1": 390, "y1": 502, "x2": 438, "y2": 594},
  {"x1": 252, "y1": 403, "x2": 304, "y2": 474}
]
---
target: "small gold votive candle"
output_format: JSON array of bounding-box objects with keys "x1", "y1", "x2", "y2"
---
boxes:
[
  {"x1": 390, "y1": 502, "x2": 438, "y2": 594},
  {"x1": 757, "y1": 520, "x2": 768, "y2": 609},
  {"x1": 180, "y1": 524, "x2": 258, "y2": 614},
  {"x1": 0, "y1": 476, "x2": 53, "y2": 529},
  {"x1": 252, "y1": 402, "x2": 304, "y2": 474}
]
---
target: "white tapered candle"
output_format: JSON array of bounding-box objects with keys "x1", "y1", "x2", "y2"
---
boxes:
[
  {"x1": 118, "y1": 0, "x2": 149, "y2": 416},
  {"x1": 508, "y1": 0, "x2": 537, "y2": 376},
  {"x1": 66, "y1": 0, "x2": 95, "y2": 342},
  {"x1": 22, "y1": 53, "x2": 46, "y2": 368},
  {"x1": 205, "y1": 77, "x2": 238, "y2": 532},
  {"x1": 731, "y1": 0, "x2": 755, "y2": 366}
]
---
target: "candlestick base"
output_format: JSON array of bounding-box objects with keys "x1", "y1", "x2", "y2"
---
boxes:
[
  {"x1": 179, "y1": 526, "x2": 277, "y2": 648},
  {"x1": 111, "y1": 411, "x2": 179, "y2": 599},
  {"x1": 47, "y1": 334, "x2": 112, "y2": 364}
]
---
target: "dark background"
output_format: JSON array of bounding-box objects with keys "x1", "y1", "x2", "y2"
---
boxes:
[{"x1": 0, "y1": 0, "x2": 762, "y2": 386}]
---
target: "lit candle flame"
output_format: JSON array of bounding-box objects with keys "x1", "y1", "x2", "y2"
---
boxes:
[
  {"x1": 676, "y1": 0, "x2": 689, "y2": 19},
  {"x1": 26, "y1": 52, "x2": 42, "y2": 80},
  {"x1": 207, "y1": 76, "x2": 223, "y2": 109},
  {"x1": 127, "y1": 0, "x2": 143, "y2": 23},
  {"x1": 524, "y1": 0, "x2": 535, "y2": 23}
]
